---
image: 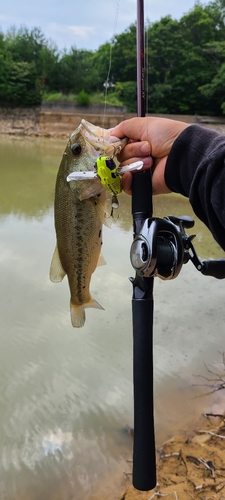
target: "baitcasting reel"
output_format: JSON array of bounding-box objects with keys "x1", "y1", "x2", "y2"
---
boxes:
[{"x1": 130, "y1": 215, "x2": 225, "y2": 280}]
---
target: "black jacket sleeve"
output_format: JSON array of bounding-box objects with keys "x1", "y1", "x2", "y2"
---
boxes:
[{"x1": 165, "y1": 124, "x2": 225, "y2": 251}]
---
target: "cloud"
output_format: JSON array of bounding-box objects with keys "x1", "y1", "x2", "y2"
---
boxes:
[
  {"x1": 45, "y1": 22, "x2": 98, "y2": 50},
  {"x1": 68, "y1": 25, "x2": 96, "y2": 39},
  {"x1": 0, "y1": 0, "x2": 213, "y2": 51}
]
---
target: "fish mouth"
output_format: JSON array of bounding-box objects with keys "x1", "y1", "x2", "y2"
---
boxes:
[{"x1": 80, "y1": 119, "x2": 127, "y2": 156}]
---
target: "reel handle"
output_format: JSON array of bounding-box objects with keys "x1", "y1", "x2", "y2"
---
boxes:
[{"x1": 201, "y1": 259, "x2": 225, "y2": 279}]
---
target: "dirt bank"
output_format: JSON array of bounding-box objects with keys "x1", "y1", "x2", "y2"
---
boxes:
[
  {"x1": 120, "y1": 414, "x2": 225, "y2": 500},
  {"x1": 0, "y1": 107, "x2": 128, "y2": 137},
  {"x1": 0, "y1": 107, "x2": 42, "y2": 136},
  {"x1": 1, "y1": 107, "x2": 225, "y2": 137}
]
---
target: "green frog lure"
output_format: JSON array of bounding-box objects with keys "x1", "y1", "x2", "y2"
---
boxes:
[{"x1": 67, "y1": 154, "x2": 143, "y2": 215}]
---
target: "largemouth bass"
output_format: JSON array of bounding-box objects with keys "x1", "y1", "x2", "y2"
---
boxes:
[{"x1": 50, "y1": 119, "x2": 127, "y2": 328}]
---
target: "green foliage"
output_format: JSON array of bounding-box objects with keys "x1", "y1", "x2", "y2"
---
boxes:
[
  {"x1": 90, "y1": 91, "x2": 123, "y2": 106},
  {"x1": 8, "y1": 61, "x2": 41, "y2": 106},
  {"x1": 56, "y1": 47, "x2": 97, "y2": 95},
  {"x1": 199, "y1": 41, "x2": 225, "y2": 113},
  {"x1": 0, "y1": 0, "x2": 225, "y2": 113},
  {"x1": 42, "y1": 92, "x2": 64, "y2": 102},
  {"x1": 144, "y1": 1, "x2": 225, "y2": 115},
  {"x1": 91, "y1": 43, "x2": 113, "y2": 89},
  {"x1": 115, "y1": 81, "x2": 137, "y2": 112},
  {"x1": 0, "y1": 26, "x2": 48, "y2": 106},
  {"x1": 42, "y1": 92, "x2": 76, "y2": 103},
  {"x1": 76, "y1": 90, "x2": 90, "y2": 106},
  {"x1": 110, "y1": 25, "x2": 137, "y2": 82}
]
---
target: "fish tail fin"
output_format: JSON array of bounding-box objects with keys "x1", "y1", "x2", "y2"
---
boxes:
[
  {"x1": 70, "y1": 298, "x2": 104, "y2": 328},
  {"x1": 70, "y1": 303, "x2": 86, "y2": 328}
]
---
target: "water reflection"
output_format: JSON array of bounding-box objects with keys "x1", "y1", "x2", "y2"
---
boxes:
[
  {"x1": 0, "y1": 134, "x2": 224, "y2": 499},
  {"x1": 0, "y1": 135, "x2": 63, "y2": 218}
]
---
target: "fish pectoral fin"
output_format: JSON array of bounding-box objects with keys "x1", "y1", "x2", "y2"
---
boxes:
[
  {"x1": 49, "y1": 246, "x2": 66, "y2": 283},
  {"x1": 97, "y1": 253, "x2": 106, "y2": 267},
  {"x1": 70, "y1": 298, "x2": 104, "y2": 328},
  {"x1": 79, "y1": 183, "x2": 105, "y2": 200},
  {"x1": 94, "y1": 198, "x2": 112, "y2": 228}
]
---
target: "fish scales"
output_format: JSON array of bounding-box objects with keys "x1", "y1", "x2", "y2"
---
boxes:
[{"x1": 50, "y1": 119, "x2": 127, "y2": 328}]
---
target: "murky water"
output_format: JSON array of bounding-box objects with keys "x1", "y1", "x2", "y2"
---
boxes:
[{"x1": 0, "y1": 132, "x2": 225, "y2": 499}]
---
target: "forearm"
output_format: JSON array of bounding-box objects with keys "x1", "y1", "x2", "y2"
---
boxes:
[{"x1": 165, "y1": 125, "x2": 225, "y2": 251}]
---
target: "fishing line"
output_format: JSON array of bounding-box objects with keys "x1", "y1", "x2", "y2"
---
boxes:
[
  {"x1": 102, "y1": 0, "x2": 120, "y2": 131},
  {"x1": 144, "y1": 0, "x2": 156, "y2": 217}
]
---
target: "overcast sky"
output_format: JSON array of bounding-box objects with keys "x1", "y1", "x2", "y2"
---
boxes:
[{"x1": 0, "y1": 0, "x2": 212, "y2": 52}]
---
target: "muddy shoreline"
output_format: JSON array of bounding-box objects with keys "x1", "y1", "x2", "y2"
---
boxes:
[
  {"x1": 0, "y1": 107, "x2": 128, "y2": 137},
  {"x1": 1, "y1": 107, "x2": 225, "y2": 138}
]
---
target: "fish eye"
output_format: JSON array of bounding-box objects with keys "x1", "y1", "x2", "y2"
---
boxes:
[{"x1": 71, "y1": 143, "x2": 81, "y2": 155}]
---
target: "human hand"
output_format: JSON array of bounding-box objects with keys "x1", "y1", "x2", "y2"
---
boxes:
[{"x1": 110, "y1": 117, "x2": 189, "y2": 195}]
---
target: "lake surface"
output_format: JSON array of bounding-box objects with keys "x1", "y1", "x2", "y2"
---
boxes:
[{"x1": 0, "y1": 133, "x2": 225, "y2": 499}]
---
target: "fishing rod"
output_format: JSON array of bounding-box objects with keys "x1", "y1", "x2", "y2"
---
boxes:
[
  {"x1": 131, "y1": 0, "x2": 225, "y2": 492},
  {"x1": 131, "y1": 0, "x2": 156, "y2": 491},
  {"x1": 74, "y1": 0, "x2": 225, "y2": 491}
]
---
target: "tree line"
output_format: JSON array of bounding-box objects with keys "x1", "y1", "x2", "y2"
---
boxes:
[{"x1": 0, "y1": 0, "x2": 225, "y2": 115}]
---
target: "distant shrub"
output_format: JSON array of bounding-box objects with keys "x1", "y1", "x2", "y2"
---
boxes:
[
  {"x1": 90, "y1": 91, "x2": 123, "y2": 107},
  {"x1": 76, "y1": 90, "x2": 90, "y2": 107}
]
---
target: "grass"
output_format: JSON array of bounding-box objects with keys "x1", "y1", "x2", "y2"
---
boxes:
[
  {"x1": 41, "y1": 91, "x2": 124, "y2": 107},
  {"x1": 41, "y1": 92, "x2": 77, "y2": 103},
  {"x1": 90, "y1": 91, "x2": 123, "y2": 106}
]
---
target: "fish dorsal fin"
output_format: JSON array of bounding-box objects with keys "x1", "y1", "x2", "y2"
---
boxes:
[{"x1": 50, "y1": 245, "x2": 66, "y2": 283}]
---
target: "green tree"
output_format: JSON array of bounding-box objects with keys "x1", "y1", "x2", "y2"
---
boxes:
[
  {"x1": 1, "y1": 26, "x2": 55, "y2": 105},
  {"x1": 57, "y1": 47, "x2": 97, "y2": 94},
  {"x1": 92, "y1": 25, "x2": 137, "y2": 110},
  {"x1": 199, "y1": 41, "x2": 225, "y2": 113},
  {"x1": 146, "y1": 16, "x2": 182, "y2": 112},
  {"x1": 8, "y1": 61, "x2": 41, "y2": 105},
  {"x1": 110, "y1": 24, "x2": 137, "y2": 83},
  {"x1": 115, "y1": 81, "x2": 137, "y2": 111},
  {"x1": 91, "y1": 43, "x2": 112, "y2": 90},
  {"x1": 145, "y1": 2, "x2": 225, "y2": 115},
  {"x1": 0, "y1": 45, "x2": 12, "y2": 104}
]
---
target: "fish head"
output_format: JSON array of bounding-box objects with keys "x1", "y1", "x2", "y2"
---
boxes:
[
  {"x1": 80, "y1": 119, "x2": 128, "y2": 159},
  {"x1": 63, "y1": 119, "x2": 128, "y2": 175}
]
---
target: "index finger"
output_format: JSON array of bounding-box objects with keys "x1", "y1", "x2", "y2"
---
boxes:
[{"x1": 110, "y1": 117, "x2": 146, "y2": 141}]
